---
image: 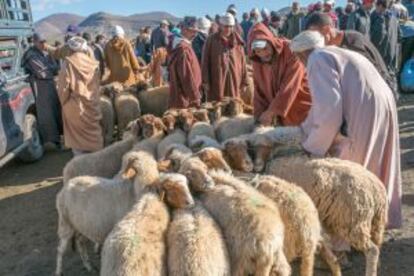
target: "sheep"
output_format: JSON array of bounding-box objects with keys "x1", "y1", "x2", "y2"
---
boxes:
[
  {"x1": 99, "y1": 94, "x2": 115, "y2": 146},
  {"x1": 176, "y1": 109, "x2": 195, "y2": 133},
  {"x1": 203, "y1": 101, "x2": 224, "y2": 125},
  {"x1": 266, "y1": 157, "x2": 388, "y2": 276},
  {"x1": 62, "y1": 115, "x2": 162, "y2": 184},
  {"x1": 251, "y1": 175, "x2": 342, "y2": 276},
  {"x1": 190, "y1": 108, "x2": 210, "y2": 123},
  {"x1": 137, "y1": 85, "x2": 170, "y2": 117},
  {"x1": 179, "y1": 157, "x2": 291, "y2": 276},
  {"x1": 114, "y1": 91, "x2": 141, "y2": 138},
  {"x1": 157, "y1": 128, "x2": 187, "y2": 160},
  {"x1": 215, "y1": 112, "x2": 255, "y2": 142},
  {"x1": 161, "y1": 109, "x2": 179, "y2": 134},
  {"x1": 188, "y1": 121, "x2": 217, "y2": 145},
  {"x1": 100, "y1": 173, "x2": 193, "y2": 276},
  {"x1": 189, "y1": 135, "x2": 222, "y2": 152},
  {"x1": 167, "y1": 175, "x2": 230, "y2": 276},
  {"x1": 163, "y1": 143, "x2": 193, "y2": 172},
  {"x1": 193, "y1": 147, "x2": 232, "y2": 173},
  {"x1": 222, "y1": 136, "x2": 254, "y2": 172},
  {"x1": 241, "y1": 75, "x2": 254, "y2": 107},
  {"x1": 55, "y1": 151, "x2": 159, "y2": 276}
]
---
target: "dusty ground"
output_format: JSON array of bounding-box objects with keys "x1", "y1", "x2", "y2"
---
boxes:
[{"x1": 0, "y1": 95, "x2": 413, "y2": 276}]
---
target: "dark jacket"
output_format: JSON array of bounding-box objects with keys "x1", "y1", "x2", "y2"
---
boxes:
[
  {"x1": 347, "y1": 7, "x2": 371, "y2": 38},
  {"x1": 151, "y1": 27, "x2": 170, "y2": 50},
  {"x1": 135, "y1": 35, "x2": 152, "y2": 64},
  {"x1": 282, "y1": 12, "x2": 305, "y2": 39},
  {"x1": 192, "y1": 32, "x2": 208, "y2": 64}
]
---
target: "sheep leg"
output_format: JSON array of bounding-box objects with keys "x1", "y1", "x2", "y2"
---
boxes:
[
  {"x1": 318, "y1": 242, "x2": 342, "y2": 276},
  {"x1": 364, "y1": 240, "x2": 380, "y2": 276},
  {"x1": 271, "y1": 249, "x2": 291, "y2": 276},
  {"x1": 300, "y1": 252, "x2": 315, "y2": 276},
  {"x1": 75, "y1": 234, "x2": 95, "y2": 272},
  {"x1": 55, "y1": 217, "x2": 75, "y2": 276},
  {"x1": 254, "y1": 252, "x2": 274, "y2": 276}
]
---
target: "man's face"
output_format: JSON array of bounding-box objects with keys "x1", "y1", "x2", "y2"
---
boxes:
[
  {"x1": 308, "y1": 25, "x2": 332, "y2": 45},
  {"x1": 34, "y1": 40, "x2": 46, "y2": 51},
  {"x1": 254, "y1": 43, "x2": 274, "y2": 63},
  {"x1": 221, "y1": 25, "x2": 234, "y2": 37},
  {"x1": 271, "y1": 20, "x2": 281, "y2": 28},
  {"x1": 292, "y1": 3, "x2": 300, "y2": 12},
  {"x1": 182, "y1": 28, "x2": 198, "y2": 40}
]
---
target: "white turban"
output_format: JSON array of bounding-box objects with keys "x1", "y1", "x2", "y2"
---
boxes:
[
  {"x1": 251, "y1": 8, "x2": 260, "y2": 16},
  {"x1": 112, "y1": 25, "x2": 125, "y2": 38},
  {"x1": 251, "y1": 40, "x2": 267, "y2": 50},
  {"x1": 290, "y1": 31, "x2": 325, "y2": 53},
  {"x1": 68, "y1": 36, "x2": 89, "y2": 52},
  {"x1": 197, "y1": 17, "x2": 212, "y2": 34},
  {"x1": 219, "y1": 13, "x2": 235, "y2": 26}
]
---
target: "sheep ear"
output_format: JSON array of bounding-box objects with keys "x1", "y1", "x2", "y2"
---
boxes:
[{"x1": 122, "y1": 167, "x2": 137, "y2": 180}]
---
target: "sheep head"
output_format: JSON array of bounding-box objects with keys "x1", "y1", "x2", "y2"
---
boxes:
[
  {"x1": 121, "y1": 151, "x2": 160, "y2": 194},
  {"x1": 162, "y1": 111, "x2": 178, "y2": 135},
  {"x1": 164, "y1": 144, "x2": 192, "y2": 172},
  {"x1": 139, "y1": 114, "x2": 166, "y2": 138},
  {"x1": 158, "y1": 160, "x2": 173, "y2": 173},
  {"x1": 223, "y1": 138, "x2": 254, "y2": 172},
  {"x1": 225, "y1": 98, "x2": 245, "y2": 117},
  {"x1": 177, "y1": 109, "x2": 195, "y2": 132},
  {"x1": 250, "y1": 134, "x2": 274, "y2": 173},
  {"x1": 192, "y1": 108, "x2": 210, "y2": 123},
  {"x1": 179, "y1": 157, "x2": 215, "y2": 193},
  {"x1": 206, "y1": 102, "x2": 223, "y2": 124},
  {"x1": 122, "y1": 119, "x2": 142, "y2": 140},
  {"x1": 158, "y1": 173, "x2": 194, "y2": 209},
  {"x1": 194, "y1": 148, "x2": 232, "y2": 173}
]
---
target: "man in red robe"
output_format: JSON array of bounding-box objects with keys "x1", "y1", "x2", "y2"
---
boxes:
[
  {"x1": 248, "y1": 23, "x2": 312, "y2": 126},
  {"x1": 202, "y1": 13, "x2": 248, "y2": 102},
  {"x1": 168, "y1": 17, "x2": 202, "y2": 109}
]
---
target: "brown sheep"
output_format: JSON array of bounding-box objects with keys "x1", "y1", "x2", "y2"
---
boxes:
[
  {"x1": 222, "y1": 137, "x2": 254, "y2": 172},
  {"x1": 176, "y1": 109, "x2": 195, "y2": 133}
]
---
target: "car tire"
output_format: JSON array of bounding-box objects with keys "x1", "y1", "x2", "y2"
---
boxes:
[{"x1": 18, "y1": 114, "x2": 44, "y2": 162}]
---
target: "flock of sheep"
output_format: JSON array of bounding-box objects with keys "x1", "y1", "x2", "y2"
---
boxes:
[{"x1": 55, "y1": 94, "x2": 388, "y2": 276}]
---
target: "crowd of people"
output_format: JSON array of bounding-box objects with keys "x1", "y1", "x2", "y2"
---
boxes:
[{"x1": 20, "y1": 0, "x2": 410, "y2": 234}]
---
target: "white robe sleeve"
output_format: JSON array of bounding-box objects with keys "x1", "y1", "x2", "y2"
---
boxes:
[{"x1": 301, "y1": 51, "x2": 343, "y2": 157}]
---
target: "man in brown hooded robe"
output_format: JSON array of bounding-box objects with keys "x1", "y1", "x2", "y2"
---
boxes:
[
  {"x1": 57, "y1": 36, "x2": 103, "y2": 156},
  {"x1": 248, "y1": 23, "x2": 312, "y2": 126},
  {"x1": 104, "y1": 25, "x2": 141, "y2": 86},
  {"x1": 202, "y1": 13, "x2": 248, "y2": 102},
  {"x1": 168, "y1": 17, "x2": 202, "y2": 109}
]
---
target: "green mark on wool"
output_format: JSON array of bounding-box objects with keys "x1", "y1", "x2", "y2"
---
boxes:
[
  {"x1": 250, "y1": 196, "x2": 262, "y2": 207},
  {"x1": 130, "y1": 234, "x2": 141, "y2": 248}
]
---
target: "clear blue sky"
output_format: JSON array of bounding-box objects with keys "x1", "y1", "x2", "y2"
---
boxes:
[{"x1": 31, "y1": 0, "x2": 348, "y2": 21}]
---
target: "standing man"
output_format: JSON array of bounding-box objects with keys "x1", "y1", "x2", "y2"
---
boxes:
[
  {"x1": 57, "y1": 36, "x2": 103, "y2": 156},
  {"x1": 261, "y1": 8, "x2": 271, "y2": 26},
  {"x1": 248, "y1": 23, "x2": 312, "y2": 126},
  {"x1": 151, "y1": 20, "x2": 170, "y2": 50},
  {"x1": 226, "y1": 4, "x2": 244, "y2": 37},
  {"x1": 283, "y1": 1, "x2": 306, "y2": 39},
  {"x1": 269, "y1": 12, "x2": 284, "y2": 37},
  {"x1": 347, "y1": 0, "x2": 374, "y2": 38},
  {"x1": 240, "y1": 12, "x2": 251, "y2": 43},
  {"x1": 92, "y1": 34, "x2": 106, "y2": 77},
  {"x1": 168, "y1": 17, "x2": 202, "y2": 109},
  {"x1": 22, "y1": 33, "x2": 62, "y2": 149},
  {"x1": 202, "y1": 13, "x2": 248, "y2": 102},
  {"x1": 306, "y1": 12, "x2": 398, "y2": 97},
  {"x1": 105, "y1": 25, "x2": 141, "y2": 86},
  {"x1": 290, "y1": 31, "x2": 402, "y2": 229},
  {"x1": 192, "y1": 17, "x2": 212, "y2": 64},
  {"x1": 370, "y1": 0, "x2": 400, "y2": 86},
  {"x1": 323, "y1": 0, "x2": 338, "y2": 27},
  {"x1": 135, "y1": 27, "x2": 152, "y2": 64}
]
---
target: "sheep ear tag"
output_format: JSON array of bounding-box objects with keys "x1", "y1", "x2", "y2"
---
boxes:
[
  {"x1": 123, "y1": 168, "x2": 137, "y2": 180},
  {"x1": 159, "y1": 190, "x2": 166, "y2": 202}
]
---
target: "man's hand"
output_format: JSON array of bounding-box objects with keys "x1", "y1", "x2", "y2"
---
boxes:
[{"x1": 259, "y1": 110, "x2": 274, "y2": 126}]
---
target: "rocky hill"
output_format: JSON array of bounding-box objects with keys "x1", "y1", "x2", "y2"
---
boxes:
[{"x1": 35, "y1": 11, "x2": 181, "y2": 40}]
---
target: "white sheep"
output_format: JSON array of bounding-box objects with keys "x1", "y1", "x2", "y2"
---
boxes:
[
  {"x1": 114, "y1": 91, "x2": 141, "y2": 138},
  {"x1": 188, "y1": 121, "x2": 217, "y2": 143},
  {"x1": 266, "y1": 157, "x2": 388, "y2": 276},
  {"x1": 168, "y1": 193, "x2": 230, "y2": 276},
  {"x1": 99, "y1": 94, "x2": 115, "y2": 146},
  {"x1": 163, "y1": 143, "x2": 193, "y2": 172},
  {"x1": 157, "y1": 128, "x2": 187, "y2": 160},
  {"x1": 100, "y1": 173, "x2": 194, "y2": 276},
  {"x1": 189, "y1": 135, "x2": 222, "y2": 153},
  {"x1": 55, "y1": 151, "x2": 159, "y2": 276},
  {"x1": 179, "y1": 157, "x2": 291, "y2": 276},
  {"x1": 137, "y1": 85, "x2": 169, "y2": 117},
  {"x1": 251, "y1": 175, "x2": 341, "y2": 276},
  {"x1": 215, "y1": 114, "x2": 255, "y2": 142}
]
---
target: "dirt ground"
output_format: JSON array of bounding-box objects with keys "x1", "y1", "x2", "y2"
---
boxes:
[{"x1": 1, "y1": 95, "x2": 413, "y2": 276}]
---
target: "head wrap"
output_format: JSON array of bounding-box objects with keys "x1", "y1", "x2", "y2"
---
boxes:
[
  {"x1": 290, "y1": 31, "x2": 325, "y2": 53},
  {"x1": 112, "y1": 25, "x2": 125, "y2": 38},
  {"x1": 251, "y1": 8, "x2": 260, "y2": 16},
  {"x1": 261, "y1": 8, "x2": 270, "y2": 19},
  {"x1": 251, "y1": 40, "x2": 267, "y2": 50},
  {"x1": 219, "y1": 13, "x2": 235, "y2": 26},
  {"x1": 227, "y1": 4, "x2": 237, "y2": 16},
  {"x1": 68, "y1": 36, "x2": 89, "y2": 52},
  {"x1": 197, "y1": 17, "x2": 212, "y2": 34},
  {"x1": 66, "y1": 24, "x2": 79, "y2": 35},
  {"x1": 161, "y1": 19, "x2": 170, "y2": 26}
]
